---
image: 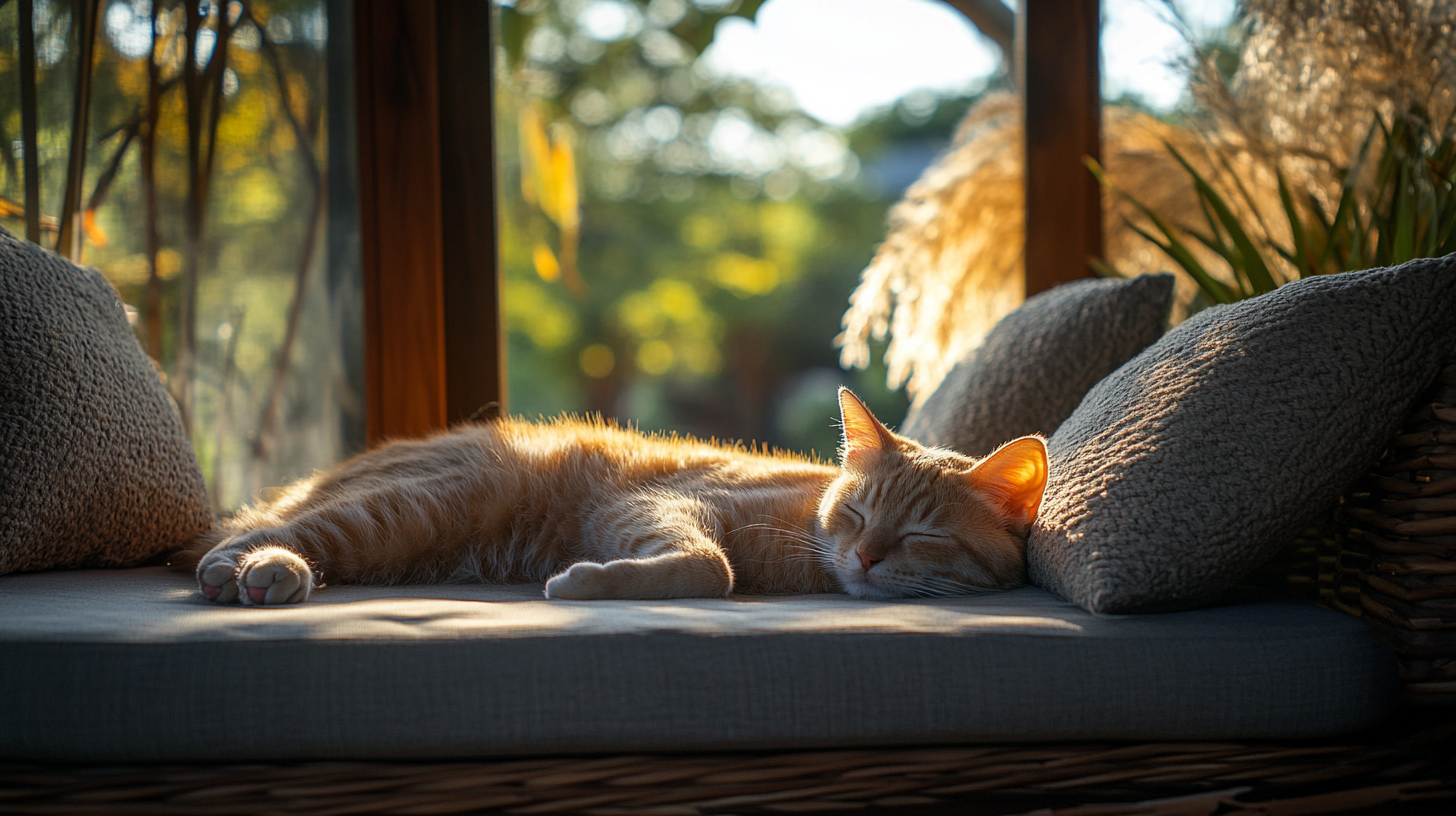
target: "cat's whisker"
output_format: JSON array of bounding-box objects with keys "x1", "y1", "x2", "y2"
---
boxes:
[
  {"x1": 733, "y1": 521, "x2": 815, "y2": 542},
  {"x1": 784, "y1": 535, "x2": 833, "y2": 550},
  {"x1": 796, "y1": 547, "x2": 841, "y2": 565},
  {"x1": 739, "y1": 554, "x2": 823, "y2": 567},
  {"x1": 897, "y1": 583, "x2": 936, "y2": 598},
  {"x1": 732, "y1": 521, "x2": 825, "y2": 546},
  {"x1": 917, "y1": 575, "x2": 997, "y2": 596},
  {"x1": 734, "y1": 521, "x2": 838, "y2": 560},
  {"x1": 773, "y1": 541, "x2": 836, "y2": 563},
  {"x1": 753, "y1": 515, "x2": 833, "y2": 538},
  {"x1": 733, "y1": 546, "x2": 827, "y2": 564}
]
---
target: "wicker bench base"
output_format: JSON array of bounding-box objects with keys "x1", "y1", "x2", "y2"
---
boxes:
[
  {"x1": 1339, "y1": 360, "x2": 1456, "y2": 707},
  {"x1": 3, "y1": 712, "x2": 1453, "y2": 816}
]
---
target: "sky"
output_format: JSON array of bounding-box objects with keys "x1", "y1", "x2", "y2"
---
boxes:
[
  {"x1": 702, "y1": 0, "x2": 999, "y2": 126},
  {"x1": 702, "y1": 0, "x2": 1241, "y2": 126}
]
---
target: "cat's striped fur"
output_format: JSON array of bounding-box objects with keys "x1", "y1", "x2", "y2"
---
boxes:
[{"x1": 182, "y1": 389, "x2": 1047, "y2": 604}]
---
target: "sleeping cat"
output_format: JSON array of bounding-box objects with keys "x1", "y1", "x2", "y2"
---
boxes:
[{"x1": 181, "y1": 388, "x2": 1047, "y2": 605}]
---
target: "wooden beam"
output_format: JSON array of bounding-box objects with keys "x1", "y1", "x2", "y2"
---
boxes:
[
  {"x1": 18, "y1": 0, "x2": 41, "y2": 244},
  {"x1": 1019, "y1": 0, "x2": 1102, "y2": 296},
  {"x1": 355, "y1": 0, "x2": 447, "y2": 446},
  {"x1": 325, "y1": 0, "x2": 366, "y2": 454},
  {"x1": 354, "y1": 0, "x2": 505, "y2": 445},
  {"x1": 56, "y1": 0, "x2": 100, "y2": 260},
  {"x1": 437, "y1": 1, "x2": 506, "y2": 424}
]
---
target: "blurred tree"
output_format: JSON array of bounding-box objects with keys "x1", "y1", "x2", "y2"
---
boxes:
[
  {"x1": 0, "y1": 0, "x2": 996, "y2": 511},
  {"x1": 1, "y1": 0, "x2": 351, "y2": 512},
  {"x1": 497, "y1": 0, "x2": 993, "y2": 459}
]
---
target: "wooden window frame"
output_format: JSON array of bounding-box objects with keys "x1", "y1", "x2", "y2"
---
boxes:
[
  {"x1": 354, "y1": 0, "x2": 504, "y2": 447},
  {"x1": 351, "y1": 0, "x2": 1099, "y2": 443},
  {"x1": 1021, "y1": 0, "x2": 1102, "y2": 297}
]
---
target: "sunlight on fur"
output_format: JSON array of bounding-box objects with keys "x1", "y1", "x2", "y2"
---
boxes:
[{"x1": 177, "y1": 389, "x2": 1048, "y2": 605}]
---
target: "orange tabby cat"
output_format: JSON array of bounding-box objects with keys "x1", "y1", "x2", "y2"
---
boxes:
[{"x1": 183, "y1": 388, "x2": 1047, "y2": 605}]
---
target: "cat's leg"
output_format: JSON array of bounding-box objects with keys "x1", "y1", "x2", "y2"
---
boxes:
[
  {"x1": 545, "y1": 550, "x2": 731, "y2": 600},
  {"x1": 545, "y1": 492, "x2": 733, "y2": 600},
  {"x1": 196, "y1": 529, "x2": 314, "y2": 605},
  {"x1": 196, "y1": 477, "x2": 476, "y2": 605}
]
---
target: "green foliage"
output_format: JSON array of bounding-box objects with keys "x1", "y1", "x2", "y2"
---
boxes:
[
  {"x1": 1319, "y1": 111, "x2": 1456, "y2": 269},
  {"x1": 1092, "y1": 108, "x2": 1456, "y2": 303},
  {"x1": 501, "y1": 0, "x2": 766, "y2": 67},
  {"x1": 495, "y1": 0, "x2": 985, "y2": 458},
  {"x1": 1, "y1": 0, "x2": 346, "y2": 511}
]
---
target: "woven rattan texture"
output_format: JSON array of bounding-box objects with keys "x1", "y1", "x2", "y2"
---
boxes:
[
  {"x1": 3, "y1": 719, "x2": 1454, "y2": 816},
  {"x1": 1343, "y1": 359, "x2": 1456, "y2": 706}
]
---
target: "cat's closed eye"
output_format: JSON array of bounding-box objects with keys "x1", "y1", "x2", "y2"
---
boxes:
[{"x1": 842, "y1": 505, "x2": 865, "y2": 527}]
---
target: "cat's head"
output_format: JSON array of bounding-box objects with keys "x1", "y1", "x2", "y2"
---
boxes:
[{"x1": 816, "y1": 388, "x2": 1048, "y2": 599}]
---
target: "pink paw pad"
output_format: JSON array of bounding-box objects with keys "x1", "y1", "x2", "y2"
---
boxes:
[
  {"x1": 200, "y1": 583, "x2": 222, "y2": 601},
  {"x1": 247, "y1": 586, "x2": 269, "y2": 605}
]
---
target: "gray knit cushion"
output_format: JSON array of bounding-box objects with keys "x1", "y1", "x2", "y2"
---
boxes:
[
  {"x1": 0, "y1": 226, "x2": 211, "y2": 575},
  {"x1": 1028, "y1": 257, "x2": 1456, "y2": 614},
  {"x1": 902, "y1": 274, "x2": 1174, "y2": 456}
]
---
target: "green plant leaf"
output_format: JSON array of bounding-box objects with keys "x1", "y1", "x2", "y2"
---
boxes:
[
  {"x1": 1392, "y1": 161, "x2": 1415, "y2": 263},
  {"x1": 1166, "y1": 143, "x2": 1279, "y2": 294},
  {"x1": 1371, "y1": 115, "x2": 1404, "y2": 266},
  {"x1": 1321, "y1": 120, "x2": 1380, "y2": 270},
  {"x1": 1194, "y1": 181, "x2": 1225, "y2": 246},
  {"x1": 1276, "y1": 167, "x2": 1314, "y2": 278},
  {"x1": 1348, "y1": 204, "x2": 1367, "y2": 271},
  {"x1": 1305, "y1": 190, "x2": 1332, "y2": 235},
  {"x1": 1127, "y1": 221, "x2": 1236, "y2": 304},
  {"x1": 1434, "y1": 194, "x2": 1456, "y2": 254},
  {"x1": 1271, "y1": 244, "x2": 1299, "y2": 267},
  {"x1": 1188, "y1": 212, "x2": 1237, "y2": 270},
  {"x1": 1086, "y1": 156, "x2": 1238, "y2": 304},
  {"x1": 1088, "y1": 257, "x2": 1125, "y2": 279},
  {"x1": 1182, "y1": 227, "x2": 1248, "y2": 296},
  {"x1": 1302, "y1": 190, "x2": 1336, "y2": 273},
  {"x1": 1215, "y1": 148, "x2": 1273, "y2": 239}
]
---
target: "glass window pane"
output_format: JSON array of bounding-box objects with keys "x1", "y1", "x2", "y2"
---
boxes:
[
  {"x1": 0, "y1": 0, "x2": 363, "y2": 513},
  {"x1": 493, "y1": 0, "x2": 1008, "y2": 457}
]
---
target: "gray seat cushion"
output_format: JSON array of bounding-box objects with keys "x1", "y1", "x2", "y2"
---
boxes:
[{"x1": 0, "y1": 568, "x2": 1396, "y2": 761}]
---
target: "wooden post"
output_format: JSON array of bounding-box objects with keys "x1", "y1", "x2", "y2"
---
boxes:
[
  {"x1": 1019, "y1": 0, "x2": 1102, "y2": 296},
  {"x1": 55, "y1": 0, "x2": 100, "y2": 260},
  {"x1": 18, "y1": 0, "x2": 42, "y2": 245},
  {"x1": 354, "y1": 0, "x2": 504, "y2": 446},
  {"x1": 438, "y1": 1, "x2": 506, "y2": 426}
]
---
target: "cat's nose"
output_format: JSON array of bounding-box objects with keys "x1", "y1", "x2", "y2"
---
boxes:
[{"x1": 857, "y1": 551, "x2": 882, "y2": 572}]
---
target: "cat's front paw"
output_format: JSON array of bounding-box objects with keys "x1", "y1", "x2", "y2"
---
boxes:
[
  {"x1": 236, "y1": 546, "x2": 314, "y2": 605},
  {"x1": 545, "y1": 562, "x2": 615, "y2": 600},
  {"x1": 197, "y1": 551, "x2": 241, "y2": 603}
]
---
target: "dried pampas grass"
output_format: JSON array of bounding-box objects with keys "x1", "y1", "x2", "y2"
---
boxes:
[
  {"x1": 835, "y1": 95, "x2": 1022, "y2": 401},
  {"x1": 840, "y1": 0, "x2": 1456, "y2": 405},
  {"x1": 1216, "y1": 0, "x2": 1456, "y2": 168},
  {"x1": 837, "y1": 96, "x2": 1209, "y2": 401}
]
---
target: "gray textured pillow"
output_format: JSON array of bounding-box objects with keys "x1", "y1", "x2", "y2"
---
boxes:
[
  {"x1": 1028, "y1": 257, "x2": 1456, "y2": 614},
  {"x1": 0, "y1": 226, "x2": 211, "y2": 575},
  {"x1": 903, "y1": 274, "x2": 1174, "y2": 456}
]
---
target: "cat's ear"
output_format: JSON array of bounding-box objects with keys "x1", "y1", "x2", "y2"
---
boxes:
[
  {"x1": 966, "y1": 436, "x2": 1048, "y2": 529},
  {"x1": 838, "y1": 387, "x2": 896, "y2": 466}
]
